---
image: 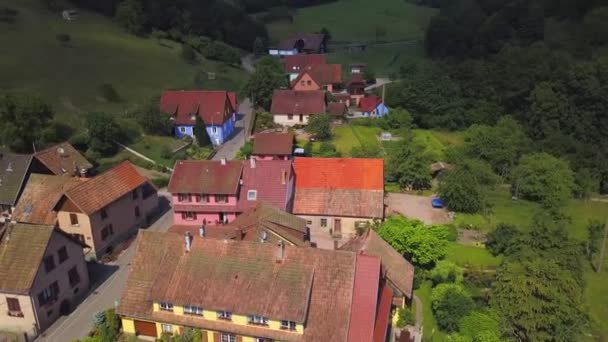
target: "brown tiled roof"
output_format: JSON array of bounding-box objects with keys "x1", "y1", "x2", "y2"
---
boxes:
[
  {"x1": 168, "y1": 160, "x2": 243, "y2": 195},
  {"x1": 252, "y1": 133, "x2": 294, "y2": 156},
  {"x1": 291, "y1": 64, "x2": 342, "y2": 87},
  {"x1": 0, "y1": 152, "x2": 33, "y2": 207},
  {"x1": 278, "y1": 33, "x2": 324, "y2": 51},
  {"x1": 63, "y1": 161, "x2": 149, "y2": 215},
  {"x1": 327, "y1": 102, "x2": 348, "y2": 116},
  {"x1": 34, "y1": 142, "x2": 92, "y2": 176},
  {"x1": 169, "y1": 225, "x2": 240, "y2": 240},
  {"x1": 340, "y1": 229, "x2": 414, "y2": 298},
  {"x1": 13, "y1": 174, "x2": 84, "y2": 225},
  {"x1": 117, "y1": 231, "x2": 359, "y2": 341},
  {"x1": 284, "y1": 54, "x2": 327, "y2": 74},
  {"x1": 238, "y1": 160, "x2": 293, "y2": 212},
  {"x1": 0, "y1": 224, "x2": 55, "y2": 293},
  {"x1": 160, "y1": 90, "x2": 235, "y2": 126},
  {"x1": 293, "y1": 188, "x2": 384, "y2": 218},
  {"x1": 270, "y1": 90, "x2": 325, "y2": 116},
  {"x1": 347, "y1": 254, "x2": 381, "y2": 342}
]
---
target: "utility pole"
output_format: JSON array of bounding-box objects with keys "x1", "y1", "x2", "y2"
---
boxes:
[{"x1": 597, "y1": 218, "x2": 608, "y2": 273}]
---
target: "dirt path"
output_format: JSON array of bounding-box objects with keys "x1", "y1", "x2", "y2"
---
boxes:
[{"x1": 385, "y1": 193, "x2": 451, "y2": 224}]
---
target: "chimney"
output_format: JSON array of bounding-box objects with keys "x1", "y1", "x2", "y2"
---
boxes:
[
  {"x1": 199, "y1": 225, "x2": 205, "y2": 237},
  {"x1": 281, "y1": 169, "x2": 287, "y2": 185},
  {"x1": 250, "y1": 156, "x2": 256, "y2": 169},
  {"x1": 220, "y1": 158, "x2": 226, "y2": 165},
  {"x1": 184, "y1": 231, "x2": 193, "y2": 252},
  {"x1": 276, "y1": 240, "x2": 285, "y2": 263}
]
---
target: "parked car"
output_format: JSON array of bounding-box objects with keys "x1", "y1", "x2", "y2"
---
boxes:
[{"x1": 431, "y1": 198, "x2": 445, "y2": 208}]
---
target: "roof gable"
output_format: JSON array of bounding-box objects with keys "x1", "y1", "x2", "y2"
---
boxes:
[
  {"x1": 160, "y1": 90, "x2": 234, "y2": 126},
  {"x1": 168, "y1": 160, "x2": 243, "y2": 194}
]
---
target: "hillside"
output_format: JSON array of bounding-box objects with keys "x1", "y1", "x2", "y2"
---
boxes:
[{"x1": 0, "y1": 0, "x2": 246, "y2": 126}]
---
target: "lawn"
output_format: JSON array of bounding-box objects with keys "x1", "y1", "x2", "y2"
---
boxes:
[
  {"x1": 333, "y1": 125, "x2": 382, "y2": 156},
  {"x1": 266, "y1": 0, "x2": 437, "y2": 44},
  {"x1": 412, "y1": 129, "x2": 465, "y2": 162},
  {"x1": 0, "y1": 0, "x2": 245, "y2": 128},
  {"x1": 415, "y1": 281, "x2": 447, "y2": 342},
  {"x1": 445, "y1": 243, "x2": 502, "y2": 269},
  {"x1": 585, "y1": 269, "x2": 608, "y2": 340},
  {"x1": 127, "y1": 135, "x2": 189, "y2": 167}
]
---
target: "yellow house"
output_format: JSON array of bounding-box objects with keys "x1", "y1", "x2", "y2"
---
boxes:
[{"x1": 117, "y1": 230, "x2": 393, "y2": 341}]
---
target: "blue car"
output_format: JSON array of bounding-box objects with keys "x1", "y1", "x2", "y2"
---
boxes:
[{"x1": 431, "y1": 198, "x2": 445, "y2": 208}]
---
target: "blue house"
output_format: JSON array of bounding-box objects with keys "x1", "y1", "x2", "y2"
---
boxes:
[
  {"x1": 359, "y1": 96, "x2": 389, "y2": 118},
  {"x1": 160, "y1": 90, "x2": 237, "y2": 146}
]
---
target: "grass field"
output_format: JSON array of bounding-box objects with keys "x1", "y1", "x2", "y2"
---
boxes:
[
  {"x1": 267, "y1": 0, "x2": 437, "y2": 43},
  {"x1": 412, "y1": 129, "x2": 465, "y2": 162},
  {"x1": 333, "y1": 125, "x2": 382, "y2": 155},
  {"x1": 415, "y1": 281, "x2": 447, "y2": 342},
  {"x1": 0, "y1": 0, "x2": 245, "y2": 128},
  {"x1": 127, "y1": 135, "x2": 187, "y2": 167},
  {"x1": 445, "y1": 243, "x2": 502, "y2": 269}
]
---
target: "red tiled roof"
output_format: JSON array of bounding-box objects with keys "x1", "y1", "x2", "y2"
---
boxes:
[
  {"x1": 291, "y1": 64, "x2": 342, "y2": 88},
  {"x1": 359, "y1": 96, "x2": 382, "y2": 112},
  {"x1": 327, "y1": 102, "x2": 348, "y2": 116},
  {"x1": 334, "y1": 93, "x2": 351, "y2": 101},
  {"x1": 34, "y1": 142, "x2": 92, "y2": 176},
  {"x1": 284, "y1": 54, "x2": 327, "y2": 73},
  {"x1": 168, "y1": 160, "x2": 243, "y2": 195},
  {"x1": 348, "y1": 254, "x2": 381, "y2": 342},
  {"x1": 169, "y1": 225, "x2": 239, "y2": 240},
  {"x1": 159, "y1": 90, "x2": 234, "y2": 126},
  {"x1": 293, "y1": 188, "x2": 384, "y2": 218},
  {"x1": 293, "y1": 157, "x2": 384, "y2": 190},
  {"x1": 117, "y1": 231, "x2": 360, "y2": 341},
  {"x1": 63, "y1": 161, "x2": 149, "y2": 215},
  {"x1": 252, "y1": 133, "x2": 294, "y2": 156},
  {"x1": 347, "y1": 74, "x2": 366, "y2": 86},
  {"x1": 278, "y1": 33, "x2": 324, "y2": 51},
  {"x1": 270, "y1": 90, "x2": 326, "y2": 115},
  {"x1": 373, "y1": 284, "x2": 393, "y2": 342},
  {"x1": 227, "y1": 92, "x2": 237, "y2": 112},
  {"x1": 238, "y1": 159, "x2": 293, "y2": 211}
]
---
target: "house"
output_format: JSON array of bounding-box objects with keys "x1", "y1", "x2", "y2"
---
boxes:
[
  {"x1": 333, "y1": 93, "x2": 352, "y2": 107},
  {"x1": 349, "y1": 63, "x2": 367, "y2": 74},
  {"x1": 346, "y1": 74, "x2": 366, "y2": 106},
  {"x1": 13, "y1": 174, "x2": 84, "y2": 225},
  {"x1": 359, "y1": 96, "x2": 389, "y2": 117},
  {"x1": 291, "y1": 64, "x2": 342, "y2": 92},
  {"x1": 160, "y1": 90, "x2": 237, "y2": 146},
  {"x1": 53, "y1": 161, "x2": 158, "y2": 259},
  {"x1": 271, "y1": 90, "x2": 326, "y2": 126},
  {"x1": 268, "y1": 33, "x2": 326, "y2": 56},
  {"x1": 169, "y1": 202, "x2": 309, "y2": 247},
  {"x1": 252, "y1": 132, "x2": 294, "y2": 160},
  {"x1": 340, "y1": 228, "x2": 415, "y2": 307},
  {"x1": 283, "y1": 54, "x2": 327, "y2": 81},
  {"x1": 327, "y1": 102, "x2": 348, "y2": 118},
  {"x1": 33, "y1": 142, "x2": 92, "y2": 177},
  {"x1": 169, "y1": 159, "x2": 294, "y2": 226},
  {"x1": 292, "y1": 157, "x2": 385, "y2": 248},
  {"x1": 117, "y1": 230, "x2": 393, "y2": 342},
  {"x1": 0, "y1": 223, "x2": 89, "y2": 339}
]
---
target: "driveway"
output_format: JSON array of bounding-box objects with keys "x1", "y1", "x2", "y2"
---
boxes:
[
  {"x1": 35, "y1": 190, "x2": 173, "y2": 342},
  {"x1": 212, "y1": 98, "x2": 253, "y2": 161},
  {"x1": 385, "y1": 193, "x2": 451, "y2": 224}
]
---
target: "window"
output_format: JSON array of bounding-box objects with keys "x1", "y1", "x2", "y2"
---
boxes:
[
  {"x1": 6, "y1": 297, "x2": 23, "y2": 317},
  {"x1": 195, "y1": 194, "x2": 201, "y2": 202},
  {"x1": 101, "y1": 224, "x2": 114, "y2": 241},
  {"x1": 182, "y1": 212, "x2": 196, "y2": 221},
  {"x1": 306, "y1": 220, "x2": 312, "y2": 225},
  {"x1": 281, "y1": 320, "x2": 297, "y2": 331},
  {"x1": 69, "y1": 213, "x2": 79, "y2": 226},
  {"x1": 161, "y1": 323, "x2": 173, "y2": 334},
  {"x1": 44, "y1": 255, "x2": 55, "y2": 273},
  {"x1": 68, "y1": 266, "x2": 80, "y2": 287},
  {"x1": 72, "y1": 234, "x2": 85, "y2": 245},
  {"x1": 159, "y1": 302, "x2": 173, "y2": 312},
  {"x1": 134, "y1": 206, "x2": 140, "y2": 218},
  {"x1": 255, "y1": 339, "x2": 271, "y2": 342},
  {"x1": 202, "y1": 194, "x2": 210, "y2": 203},
  {"x1": 248, "y1": 315, "x2": 268, "y2": 326},
  {"x1": 307, "y1": 80, "x2": 312, "y2": 86},
  {"x1": 215, "y1": 195, "x2": 227, "y2": 203},
  {"x1": 320, "y1": 218, "x2": 328, "y2": 227},
  {"x1": 217, "y1": 311, "x2": 232, "y2": 320},
  {"x1": 220, "y1": 334, "x2": 236, "y2": 342},
  {"x1": 58, "y1": 246, "x2": 68, "y2": 264},
  {"x1": 287, "y1": 114, "x2": 293, "y2": 120},
  {"x1": 38, "y1": 281, "x2": 60, "y2": 307},
  {"x1": 212, "y1": 127, "x2": 217, "y2": 133},
  {"x1": 100, "y1": 208, "x2": 108, "y2": 220},
  {"x1": 178, "y1": 193, "x2": 192, "y2": 202},
  {"x1": 180, "y1": 127, "x2": 186, "y2": 133},
  {"x1": 247, "y1": 190, "x2": 257, "y2": 201},
  {"x1": 300, "y1": 80, "x2": 305, "y2": 86},
  {"x1": 183, "y1": 305, "x2": 203, "y2": 316},
  {"x1": 132, "y1": 189, "x2": 139, "y2": 200}
]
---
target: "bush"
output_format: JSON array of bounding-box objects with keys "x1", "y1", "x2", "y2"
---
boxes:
[
  {"x1": 180, "y1": 44, "x2": 197, "y2": 63},
  {"x1": 56, "y1": 33, "x2": 71, "y2": 44},
  {"x1": 253, "y1": 111, "x2": 278, "y2": 132},
  {"x1": 98, "y1": 84, "x2": 121, "y2": 102},
  {"x1": 160, "y1": 146, "x2": 172, "y2": 159},
  {"x1": 431, "y1": 284, "x2": 474, "y2": 332},
  {"x1": 429, "y1": 260, "x2": 463, "y2": 285},
  {"x1": 319, "y1": 142, "x2": 340, "y2": 157},
  {"x1": 305, "y1": 114, "x2": 332, "y2": 140},
  {"x1": 396, "y1": 307, "x2": 415, "y2": 328}
]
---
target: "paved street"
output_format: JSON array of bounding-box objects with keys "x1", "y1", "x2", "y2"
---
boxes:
[
  {"x1": 36, "y1": 191, "x2": 173, "y2": 342},
  {"x1": 212, "y1": 98, "x2": 253, "y2": 161}
]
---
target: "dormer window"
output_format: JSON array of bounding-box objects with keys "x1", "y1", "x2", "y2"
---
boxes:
[
  {"x1": 159, "y1": 302, "x2": 174, "y2": 312},
  {"x1": 280, "y1": 320, "x2": 297, "y2": 331},
  {"x1": 184, "y1": 305, "x2": 203, "y2": 316},
  {"x1": 217, "y1": 311, "x2": 232, "y2": 321},
  {"x1": 248, "y1": 315, "x2": 268, "y2": 326},
  {"x1": 247, "y1": 190, "x2": 257, "y2": 201}
]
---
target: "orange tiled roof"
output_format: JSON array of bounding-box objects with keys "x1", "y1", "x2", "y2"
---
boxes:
[{"x1": 293, "y1": 157, "x2": 384, "y2": 190}]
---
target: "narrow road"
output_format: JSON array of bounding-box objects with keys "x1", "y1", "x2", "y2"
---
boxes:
[
  {"x1": 36, "y1": 190, "x2": 173, "y2": 342},
  {"x1": 212, "y1": 98, "x2": 254, "y2": 161}
]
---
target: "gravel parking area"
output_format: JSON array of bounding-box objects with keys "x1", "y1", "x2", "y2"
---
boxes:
[{"x1": 385, "y1": 193, "x2": 451, "y2": 224}]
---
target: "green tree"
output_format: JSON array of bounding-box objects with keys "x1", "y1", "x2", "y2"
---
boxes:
[
  {"x1": 133, "y1": 101, "x2": 173, "y2": 135},
  {"x1": 586, "y1": 220, "x2": 604, "y2": 266},
  {"x1": 0, "y1": 94, "x2": 54, "y2": 153},
  {"x1": 429, "y1": 260, "x2": 463, "y2": 285},
  {"x1": 490, "y1": 259, "x2": 586, "y2": 341},
  {"x1": 364, "y1": 66, "x2": 376, "y2": 83},
  {"x1": 511, "y1": 153, "x2": 575, "y2": 208},
  {"x1": 380, "y1": 108, "x2": 413, "y2": 131},
  {"x1": 253, "y1": 111, "x2": 277, "y2": 132},
  {"x1": 194, "y1": 116, "x2": 210, "y2": 147},
  {"x1": 431, "y1": 284, "x2": 474, "y2": 332},
  {"x1": 386, "y1": 139, "x2": 432, "y2": 190},
  {"x1": 573, "y1": 168, "x2": 599, "y2": 199},
  {"x1": 485, "y1": 223, "x2": 521, "y2": 256},
  {"x1": 458, "y1": 310, "x2": 501, "y2": 342},
  {"x1": 376, "y1": 216, "x2": 451, "y2": 266},
  {"x1": 243, "y1": 57, "x2": 287, "y2": 110},
  {"x1": 237, "y1": 141, "x2": 253, "y2": 160},
  {"x1": 114, "y1": 0, "x2": 147, "y2": 35},
  {"x1": 305, "y1": 114, "x2": 332, "y2": 140},
  {"x1": 583, "y1": 7, "x2": 608, "y2": 45},
  {"x1": 319, "y1": 142, "x2": 340, "y2": 157},
  {"x1": 438, "y1": 159, "x2": 498, "y2": 213},
  {"x1": 86, "y1": 112, "x2": 124, "y2": 156}
]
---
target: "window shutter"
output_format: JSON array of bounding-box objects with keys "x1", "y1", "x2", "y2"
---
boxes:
[
  {"x1": 7, "y1": 297, "x2": 20, "y2": 311},
  {"x1": 201, "y1": 330, "x2": 208, "y2": 342},
  {"x1": 236, "y1": 336, "x2": 243, "y2": 342},
  {"x1": 213, "y1": 332, "x2": 220, "y2": 342}
]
